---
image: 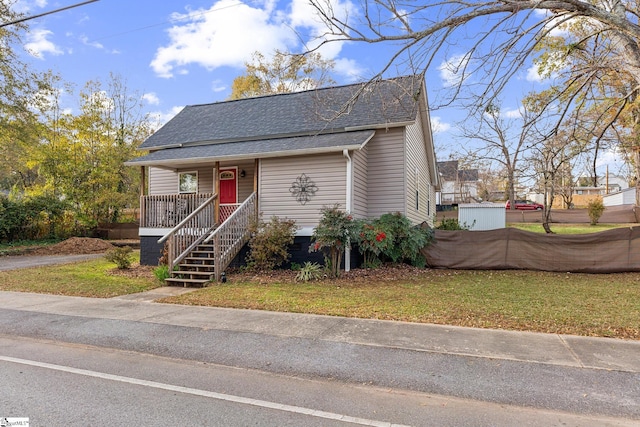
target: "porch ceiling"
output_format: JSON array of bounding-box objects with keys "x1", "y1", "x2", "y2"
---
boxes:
[{"x1": 125, "y1": 130, "x2": 375, "y2": 169}]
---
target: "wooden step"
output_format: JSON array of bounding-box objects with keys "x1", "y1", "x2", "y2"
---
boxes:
[
  {"x1": 165, "y1": 277, "x2": 211, "y2": 287},
  {"x1": 172, "y1": 270, "x2": 214, "y2": 278}
]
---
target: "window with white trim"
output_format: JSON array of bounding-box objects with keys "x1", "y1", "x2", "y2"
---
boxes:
[{"x1": 179, "y1": 171, "x2": 198, "y2": 193}]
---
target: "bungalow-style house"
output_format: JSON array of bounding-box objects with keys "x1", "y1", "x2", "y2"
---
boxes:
[{"x1": 126, "y1": 75, "x2": 439, "y2": 286}]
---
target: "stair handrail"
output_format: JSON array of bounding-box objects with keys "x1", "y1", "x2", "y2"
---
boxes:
[
  {"x1": 205, "y1": 191, "x2": 257, "y2": 281},
  {"x1": 158, "y1": 193, "x2": 218, "y2": 268}
]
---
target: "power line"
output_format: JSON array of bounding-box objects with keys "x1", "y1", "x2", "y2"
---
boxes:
[{"x1": 0, "y1": 0, "x2": 100, "y2": 28}]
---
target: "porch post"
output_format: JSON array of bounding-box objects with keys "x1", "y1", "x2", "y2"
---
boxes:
[
  {"x1": 139, "y1": 166, "x2": 146, "y2": 226},
  {"x1": 253, "y1": 159, "x2": 259, "y2": 221},
  {"x1": 214, "y1": 161, "x2": 220, "y2": 224}
]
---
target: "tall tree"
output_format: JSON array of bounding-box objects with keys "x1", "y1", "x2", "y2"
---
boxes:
[
  {"x1": 33, "y1": 75, "x2": 151, "y2": 225},
  {"x1": 309, "y1": 0, "x2": 640, "y2": 204},
  {"x1": 229, "y1": 50, "x2": 335, "y2": 99},
  {"x1": 0, "y1": 3, "x2": 54, "y2": 192}
]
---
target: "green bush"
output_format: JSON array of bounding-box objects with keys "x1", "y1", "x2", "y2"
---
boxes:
[
  {"x1": 104, "y1": 246, "x2": 133, "y2": 269},
  {"x1": 0, "y1": 194, "x2": 72, "y2": 241},
  {"x1": 436, "y1": 217, "x2": 473, "y2": 230},
  {"x1": 246, "y1": 215, "x2": 297, "y2": 271},
  {"x1": 374, "y1": 213, "x2": 434, "y2": 266},
  {"x1": 153, "y1": 264, "x2": 171, "y2": 282},
  {"x1": 310, "y1": 205, "x2": 358, "y2": 277},
  {"x1": 295, "y1": 262, "x2": 323, "y2": 282},
  {"x1": 587, "y1": 197, "x2": 605, "y2": 225}
]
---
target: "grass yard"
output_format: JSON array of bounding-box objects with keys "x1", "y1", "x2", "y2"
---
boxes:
[
  {"x1": 160, "y1": 267, "x2": 640, "y2": 340},
  {"x1": 1, "y1": 244, "x2": 638, "y2": 340},
  {"x1": 0, "y1": 254, "x2": 160, "y2": 298},
  {"x1": 509, "y1": 223, "x2": 638, "y2": 234}
]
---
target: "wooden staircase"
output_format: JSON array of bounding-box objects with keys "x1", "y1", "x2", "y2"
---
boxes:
[
  {"x1": 159, "y1": 192, "x2": 257, "y2": 288},
  {"x1": 165, "y1": 243, "x2": 217, "y2": 287}
]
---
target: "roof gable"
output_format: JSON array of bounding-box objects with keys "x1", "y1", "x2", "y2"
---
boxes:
[{"x1": 140, "y1": 75, "x2": 424, "y2": 150}]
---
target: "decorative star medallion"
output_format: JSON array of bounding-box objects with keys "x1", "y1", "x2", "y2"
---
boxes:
[{"x1": 289, "y1": 173, "x2": 318, "y2": 205}]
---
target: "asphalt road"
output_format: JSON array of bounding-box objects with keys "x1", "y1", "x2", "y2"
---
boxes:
[
  {"x1": 1, "y1": 304, "x2": 638, "y2": 426},
  {"x1": 1, "y1": 335, "x2": 635, "y2": 427}
]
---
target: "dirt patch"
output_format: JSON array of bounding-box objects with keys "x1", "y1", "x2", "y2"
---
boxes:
[
  {"x1": 107, "y1": 263, "x2": 156, "y2": 280},
  {"x1": 29, "y1": 237, "x2": 116, "y2": 255}
]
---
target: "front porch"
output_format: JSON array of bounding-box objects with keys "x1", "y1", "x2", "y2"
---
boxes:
[{"x1": 136, "y1": 160, "x2": 259, "y2": 285}]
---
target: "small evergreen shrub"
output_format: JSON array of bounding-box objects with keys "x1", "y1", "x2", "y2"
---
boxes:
[
  {"x1": 246, "y1": 215, "x2": 297, "y2": 271},
  {"x1": 104, "y1": 246, "x2": 133, "y2": 269},
  {"x1": 374, "y1": 213, "x2": 434, "y2": 266},
  {"x1": 310, "y1": 205, "x2": 358, "y2": 277},
  {"x1": 587, "y1": 197, "x2": 605, "y2": 225}
]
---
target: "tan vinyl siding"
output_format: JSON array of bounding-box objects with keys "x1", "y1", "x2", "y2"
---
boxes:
[
  {"x1": 259, "y1": 153, "x2": 346, "y2": 227},
  {"x1": 148, "y1": 167, "x2": 178, "y2": 195},
  {"x1": 232, "y1": 160, "x2": 256, "y2": 201},
  {"x1": 351, "y1": 146, "x2": 368, "y2": 218},
  {"x1": 366, "y1": 128, "x2": 406, "y2": 218},
  {"x1": 405, "y1": 119, "x2": 431, "y2": 225}
]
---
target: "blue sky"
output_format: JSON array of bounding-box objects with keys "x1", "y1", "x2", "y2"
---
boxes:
[{"x1": 11, "y1": 0, "x2": 626, "y2": 178}]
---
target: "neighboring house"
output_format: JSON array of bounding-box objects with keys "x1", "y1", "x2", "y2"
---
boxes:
[
  {"x1": 126, "y1": 75, "x2": 439, "y2": 285},
  {"x1": 436, "y1": 160, "x2": 479, "y2": 207}
]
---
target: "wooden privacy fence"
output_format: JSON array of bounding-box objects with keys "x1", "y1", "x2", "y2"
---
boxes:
[{"x1": 422, "y1": 227, "x2": 640, "y2": 273}]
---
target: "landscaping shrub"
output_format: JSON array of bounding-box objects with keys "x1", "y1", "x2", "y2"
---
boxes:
[
  {"x1": 246, "y1": 215, "x2": 297, "y2": 271},
  {"x1": 153, "y1": 264, "x2": 171, "y2": 282},
  {"x1": 104, "y1": 246, "x2": 133, "y2": 269},
  {"x1": 310, "y1": 204, "x2": 358, "y2": 277},
  {"x1": 374, "y1": 213, "x2": 434, "y2": 267},
  {"x1": 353, "y1": 219, "x2": 392, "y2": 268},
  {"x1": 436, "y1": 217, "x2": 472, "y2": 230},
  {"x1": 587, "y1": 197, "x2": 605, "y2": 225},
  {"x1": 295, "y1": 262, "x2": 323, "y2": 282}
]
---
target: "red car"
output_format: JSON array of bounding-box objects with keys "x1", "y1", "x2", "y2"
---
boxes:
[{"x1": 505, "y1": 200, "x2": 544, "y2": 210}]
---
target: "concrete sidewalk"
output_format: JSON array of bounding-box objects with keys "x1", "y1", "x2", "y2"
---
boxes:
[{"x1": 2, "y1": 289, "x2": 639, "y2": 373}]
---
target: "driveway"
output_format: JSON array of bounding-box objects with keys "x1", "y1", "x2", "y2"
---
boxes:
[{"x1": 0, "y1": 254, "x2": 104, "y2": 271}]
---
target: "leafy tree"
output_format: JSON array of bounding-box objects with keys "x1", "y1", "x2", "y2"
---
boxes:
[
  {"x1": 0, "y1": 6, "x2": 54, "y2": 193},
  {"x1": 32, "y1": 74, "x2": 151, "y2": 226},
  {"x1": 229, "y1": 50, "x2": 335, "y2": 99}
]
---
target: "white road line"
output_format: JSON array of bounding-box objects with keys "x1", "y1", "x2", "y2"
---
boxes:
[{"x1": 0, "y1": 355, "x2": 411, "y2": 427}]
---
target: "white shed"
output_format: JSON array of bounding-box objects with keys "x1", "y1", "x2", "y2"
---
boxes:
[
  {"x1": 603, "y1": 188, "x2": 636, "y2": 207},
  {"x1": 458, "y1": 203, "x2": 506, "y2": 231}
]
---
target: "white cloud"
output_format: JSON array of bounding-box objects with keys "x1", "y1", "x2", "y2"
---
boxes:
[
  {"x1": 13, "y1": 0, "x2": 48, "y2": 14},
  {"x1": 503, "y1": 107, "x2": 522, "y2": 119},
  {"x1": 25, "y1": 29, "x2": 63, "y2": 59},
  {"x1": 149, "y1": 106, "x2": 184, "y2": 128},
  {"x1": 438, "y1": 54, "x2": 470, "y2": 87},
  {"x1": 526, "y1": 64, "x2": 543, "y2": 83},
  {"x1": 150, "y1": 0, "x2": 357, "y2": 80},
  {"x1": 142, "y1": 92, "x2": 160, "y2": 105},
  {"x1": 80, "y1": 35, "x2": 104, "y2": 50},
  {"x1": 211, "y1": 80, "x2": 227, "y2": 93},
  {"x1": 151, "y1": 0, "x2": 296, "y2": 78},
  {"x1": 431, "y1": 116, "x2": 451, "y2": 134}
]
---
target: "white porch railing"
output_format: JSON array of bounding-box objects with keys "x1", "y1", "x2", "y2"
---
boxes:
[
  {"x1": 157, "y1": 194, "x2": 217, "y2": 268},
  {"x1": 141, "y1": 193, "x2": 215, "y2": 228},
  {"x1": 206, "y1": 192, "x2": 257, "y2": 281}
]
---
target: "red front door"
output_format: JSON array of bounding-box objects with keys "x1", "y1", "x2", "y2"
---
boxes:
[
  {"x1": 219, "y1": 168, "x2": 237, "y2": 204},
  {"x1": 219, "y1": 168, "x2": 237, "y2": 221}
]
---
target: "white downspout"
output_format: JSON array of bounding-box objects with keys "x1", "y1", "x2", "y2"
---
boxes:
[{"x1": 343, "y1": 149, "x2": 352, "y2": 272}]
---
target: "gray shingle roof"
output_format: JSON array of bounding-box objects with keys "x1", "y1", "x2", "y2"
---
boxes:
[
  {"x1": 139, "y1": 75, "x2": 424, "y2": 150},
  {"x1": 126, "y1": 130, "x2": 375, "y2": 167}
]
